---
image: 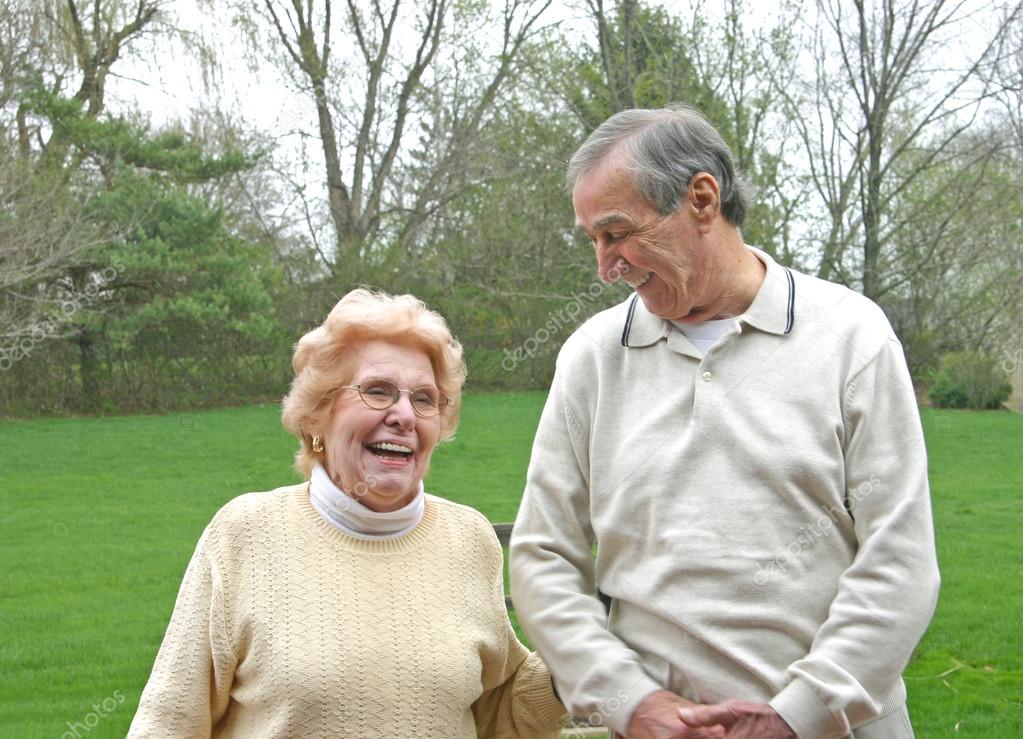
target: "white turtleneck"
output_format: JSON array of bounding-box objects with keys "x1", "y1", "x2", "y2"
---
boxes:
[{"x1": 309, "y1": 462, "x2": 425, "y2": 540}]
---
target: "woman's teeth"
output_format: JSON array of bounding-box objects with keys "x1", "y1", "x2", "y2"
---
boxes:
[{"x1": 367, "y1": 442, "x2": 413, "y2": 458}]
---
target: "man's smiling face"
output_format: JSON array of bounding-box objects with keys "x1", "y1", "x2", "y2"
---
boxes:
[{"x1": 572, "y1": 154, "x2": 721, "y2": 324}]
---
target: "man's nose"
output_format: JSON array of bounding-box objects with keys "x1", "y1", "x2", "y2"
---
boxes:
[{"x1": 597, "y1": 250, "x2": 627, "y2": 284}]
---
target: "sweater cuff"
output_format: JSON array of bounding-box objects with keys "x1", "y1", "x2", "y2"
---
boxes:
[
  {"x1": 516, "y1": 653, "x2": 571, "y2": 729},
  {"x1": 769, "y1": 678, "x2": 846, "y2": 739},
  {"x1": 605, "y1": 677, "x2": 663, "y2": 735}
]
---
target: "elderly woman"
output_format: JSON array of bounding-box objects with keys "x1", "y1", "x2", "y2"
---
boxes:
[{"x1": 128, "y1": 289, "x2": 568, "y2": 738}]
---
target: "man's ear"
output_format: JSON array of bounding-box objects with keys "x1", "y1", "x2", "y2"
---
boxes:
[{"x1": 686, "y1": 172, "x2": 721, "y2": 221}]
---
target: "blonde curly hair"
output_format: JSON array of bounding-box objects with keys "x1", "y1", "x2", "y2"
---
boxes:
[{"x1": 281, "y1": 289, "x2": 466, "y2": 478}]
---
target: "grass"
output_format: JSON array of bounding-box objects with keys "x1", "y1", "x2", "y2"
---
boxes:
[
  {"x1": 0, "y1": 392, "x2": 547, "y2": 738},
  {"x1": 904, "y1": 410, "x2": 1023, "y2": 736},
  {"x1": 0, "y1": 400, "x2": 1019, "y2": 737}
]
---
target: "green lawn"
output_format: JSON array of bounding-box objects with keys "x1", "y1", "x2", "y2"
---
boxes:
[
  {"x1": 904, "y1": 410, "x2": 1023, "y2": 736},
  {"x1": 0, "y1": 400, "x2": 1019, "y2": 737}
]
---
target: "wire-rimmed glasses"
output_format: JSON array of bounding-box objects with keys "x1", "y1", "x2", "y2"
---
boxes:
[{"x1": 343, "y1": 381, "x2": 448, "y2": 418}]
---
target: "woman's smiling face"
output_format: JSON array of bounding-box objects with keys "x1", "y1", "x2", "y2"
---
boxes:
[{"x1": 321, "y1": 339, "x2": 441, "y2": 512}]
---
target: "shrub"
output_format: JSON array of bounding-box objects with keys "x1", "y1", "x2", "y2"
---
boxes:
[{"x1": 928, "y1": 352, "x2": 1012, "y2": 409}]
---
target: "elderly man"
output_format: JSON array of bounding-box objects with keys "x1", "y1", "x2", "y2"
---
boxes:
[{"x1": 510, "y1": 106, "x2": 940, "y2": 739}]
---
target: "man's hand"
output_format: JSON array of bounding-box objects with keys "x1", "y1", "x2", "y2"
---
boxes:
[
  {"x1": 621, "y1": 690, "x2": 725, "y2": 739},
  {"x1": 678, "y1": 700, "x2": 795, "y2": 739}
]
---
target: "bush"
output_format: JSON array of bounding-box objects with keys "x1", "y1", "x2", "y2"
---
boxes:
[{"x1": 928, "y1": 352, "x2": 1012, "y2": 409}]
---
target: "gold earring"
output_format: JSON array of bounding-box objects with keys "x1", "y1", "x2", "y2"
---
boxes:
[{"x1": 312, "y1": 435, "x2": 323, "y2": 453}]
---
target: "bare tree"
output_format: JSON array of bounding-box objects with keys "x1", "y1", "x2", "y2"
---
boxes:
[
  {"x1": 571, "y1": 0, "x2": 700, "y2": 124},
  {"x1": 880, "y1": 121, "x2": 1023, "y2": 370},
  {"x1": 1, "y1": 1, "x2": 154, "y2": 342},
  {"x1": 0, "y1": 0, "x2": 167, "y2": 397},
  {"x1": 0, "y1": 165, "x2": 122, "y2": 347},
  {"x1": 995, "y1": 5, "x2": 1023, "y2": 150},
  {"x1": 785, "y1": 0, "x2": 1023, "y2": 299},
  {"x1": 570, "y1": 0, "x2": 802, "y2": 258},
  {"x1": 24, "y1": 1, "x2": 166, "y2": 171},
  {"x1": 588, "y1": 0, "x2": 637, "y2": 112},
  {"x1": 686, "y1": 0, "x2": 803, "y2": 261},
  {"x1": 245, "y1": 0, "x2": 553, "y2": 282}
]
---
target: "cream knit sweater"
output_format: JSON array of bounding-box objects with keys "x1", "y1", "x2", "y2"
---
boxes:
[{"x1": 129, "y1": 484, "x2": 567, "y2": 738}]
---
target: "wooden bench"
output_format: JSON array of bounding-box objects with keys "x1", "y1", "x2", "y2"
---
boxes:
[{"x1": 494, "y1": 523, "x2": 611, "y2": 738}]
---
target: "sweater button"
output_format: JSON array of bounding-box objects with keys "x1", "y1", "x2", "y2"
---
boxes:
[{"x1": 702, "y1": 371, "x2": 713, "y2": 382}]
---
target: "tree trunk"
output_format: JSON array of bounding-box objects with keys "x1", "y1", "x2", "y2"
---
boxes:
[
  {"x1": 77, "y1": 327, "x2": 99, "y2": 411},
  {"x1": 310, "y1": 71, "x2": 357, "y2": 279}
]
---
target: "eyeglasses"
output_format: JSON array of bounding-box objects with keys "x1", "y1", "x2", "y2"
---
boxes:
[{"x1": 344, "y1": 381, "x2": 449, "y2": 418}]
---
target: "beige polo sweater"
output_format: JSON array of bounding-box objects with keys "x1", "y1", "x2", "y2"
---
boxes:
[
  {"x1": 511, "y1": 248, "x2": 940, "y2": 738},
  {"x1": 129, "y1": 485, "x2": 567, "y2": 738}
]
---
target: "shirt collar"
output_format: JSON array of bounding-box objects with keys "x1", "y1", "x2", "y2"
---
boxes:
[
  {"x1": 620, "y1": 292, "x2": 670, "y2": 347},
  {"x1": 742, "y1": 246, "x2": 796, "y2": 336},
  {"x1": 620, "y1": 246, "x2": 795, "y2": 348}
]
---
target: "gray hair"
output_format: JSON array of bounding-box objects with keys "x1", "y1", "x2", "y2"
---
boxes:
[{"x1": 566, "y1": 105, "x2": 753, "y2": 226}]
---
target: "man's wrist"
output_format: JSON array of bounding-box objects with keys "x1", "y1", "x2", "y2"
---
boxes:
[
  {"x1": 770, "y1": 679, "x2": 843, "y2": 739},
  {"x1": 609, "y1": 685, "x2": 664, "y2": 735}
]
